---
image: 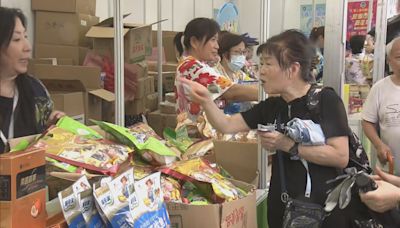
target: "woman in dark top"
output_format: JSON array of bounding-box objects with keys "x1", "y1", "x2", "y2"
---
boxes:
[
  {"x1": 0, "y1": 7, "x2": 63, "y2": 153},
  {"x1": 179, "y1": 30, "x2": 352, "y2": 227}
]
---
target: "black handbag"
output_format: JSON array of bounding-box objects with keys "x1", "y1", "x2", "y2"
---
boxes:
[{"x1": 276, "y1": 114, "x2": 326, "y2": 228}]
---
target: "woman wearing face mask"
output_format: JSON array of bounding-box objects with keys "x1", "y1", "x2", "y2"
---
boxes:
[
  {"x1": 0, "y1": 7, "x2": 64, "y2": 153},
  {"x1": 215, "y1": 31, "x2": 258, "y2": 113},
  {"x1": 174, "y1": 18, "x2": 258, "y2": 137}
]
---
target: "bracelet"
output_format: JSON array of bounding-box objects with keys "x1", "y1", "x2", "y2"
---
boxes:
[{"x1": 288, "y1": 142, "x2": 299, "y2": 157}]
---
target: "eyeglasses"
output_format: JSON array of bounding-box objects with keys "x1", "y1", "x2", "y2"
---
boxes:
[{"x1": 230, "y1": 50, "x2": 247, "y2": 55}]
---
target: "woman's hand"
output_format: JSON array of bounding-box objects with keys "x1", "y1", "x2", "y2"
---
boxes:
[
  {"x1": 359, "y1": 180, "x2": 400, "y2": 213},
  {"x1": 374, "y1": 166, "x2": 400, "y2": 187},
  {"x1": 46, "y1": 110, "x2": 65, "y2": 126},
  {"x1": 258, "y1": 131, "x2": 294, "y2": 152},
  {"x1": 178, "y1": 77, "x2": 212, "y2": 105}
]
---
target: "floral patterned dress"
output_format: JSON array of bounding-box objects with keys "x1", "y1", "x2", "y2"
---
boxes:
[{"x1": 175, "y1": 56, "x2": 233, "y2": 136}]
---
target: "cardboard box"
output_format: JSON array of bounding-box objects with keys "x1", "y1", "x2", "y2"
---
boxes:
[
  {"x1": 32, "y1": 0, "x2": 96, "y2": 15},
  {"x1": 29, "y1": 58, "x2": 74, "y2": 66},
  {"x1": 86, "y1": 17, "x2": 158, "y2": 63},
  {"x1": 145, "y1": 92, "x2": 159, "y2": 112},
  {"x1": 151, "y1": 30, "x2": 178, "y2": 63},
  {"x1": 34, "y1": 43, "x2": 89, "y2": 65},
  {"x1": 0, "y1": 149, "x2": 47, "y2": 228},
  {"x1": 165, "y1": 92, "x2": 176, "y2": 103},
  {"x1": 125, "y1": 99, "x2": 146, "y2": 115},
  {"x1": 35, "y1": 11, "x2": 99, "y2": 47},
  {"x1": 50, "y1": 92, "x2": 85, "y2": 123},
  {"x1": 147, "y1": 110, "x2": 177, "y2": 136},
  {"x1": 29, "y1": 64, "x2": 114, "y2": 124},
  {"x1": 147, "y1": 61, "x2": 178, "y2": 72},
  {"x1": 213, "y1": 140, "x2": 259, "y2": 186},
  {"x1": 149, "y1": 71, "x2": 176, "y2": 93},
  {"x1": 135, "y1": 76, "x2": 152, "y2": 99},
  {"x1": 167, "y1": 180, "x2": 256, "y2": 228},
  {"x1": 159, "y1": 101, "x2": 176, "y2": 114}
]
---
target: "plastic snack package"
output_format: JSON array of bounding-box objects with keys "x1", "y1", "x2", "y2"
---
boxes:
[
  {"x1": 182, "y1": 139, "x2": 214, "y2": 160},
  {"x1": 133, "y1": 172, "x2": 171, "y2": 227},
  {"x1": 161, "y1": 176, "x2": 182, "y2": 203},
  {"x1": 78, "y1": 189, "x2": 104, "y2": 228},
  {"x1": 93, "y1": 120, "x2": 178, "y2": 166},
  {"x1": 32, "y1": 127, "x2": 131, "y2": 175},
  {"x1": 105, "y1": 168, "x2": 136, "y2": 228},
  {"x1": 93, "y1": 182, "x2": 115, "y2": 227},
  {"x1": 161, "y1": 158, "x2": 247, "y2": 203},
  {"x1": 58, "y1": 186, "x2": 86, "y2": 228},
  {"x1": 163, "y1": 127, "x2": 193, "y2": 153},
  {"x1": 57, "y1": 116, "x2": 103, "y2": 139},
  {"x1": 181, "y1": 181, "x2": 210, "y2": 205},
  {"x1": 92, "y1": 181, "x2": 112, "y2": 227}
]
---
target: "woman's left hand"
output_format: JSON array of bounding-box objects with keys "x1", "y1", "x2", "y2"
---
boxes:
[
  {"x1": 258, "y1": 131, "x2": 294, "y2": 152},
  {"x1": 46, "y1": 110, "x2": 65, "y2": 126}
]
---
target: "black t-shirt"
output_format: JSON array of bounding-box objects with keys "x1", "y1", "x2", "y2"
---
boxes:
[
  {"x1": 0, "y1": 96, "x2": 13, "y2": 152},
  {"x1": 241, "y1": 88, "x2": 349, "y2": 227}
]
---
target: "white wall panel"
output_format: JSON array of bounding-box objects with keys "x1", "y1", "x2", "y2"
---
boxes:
[
  {"x1": 124, "y1": 0, "x2": 145, "y2": 24},
  {"x1": 173, "y1": 0, "x2": 194, "y2": 31},
  {"x1": 194, "y1": 0, "x2": 213, "y2": 18},
  {"x1": 2, "y1": 0, "x2": 34, "y2": 45},
  {"x1": 161, "y1": 0, "x2": 173, "y2": 31}
]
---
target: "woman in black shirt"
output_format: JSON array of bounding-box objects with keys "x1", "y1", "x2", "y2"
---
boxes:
[
  {"x1": 179, "y1": 30, "x2": 351, "y2": 227},
  {"x1": 0, "y1": 7, "x2": 63, "y2": 153}
]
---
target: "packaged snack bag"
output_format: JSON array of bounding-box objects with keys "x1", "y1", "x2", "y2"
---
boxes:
[
  {"x1": 163, "y1": 127, "x2": 193, "y2": 153},
  {"x1": 58, "y1": 186, "x2": 86, "y2": 228},
  {"x1": 57, "y1": 116, "x2": 103, "y2": 139},
  {"x1": 182, "y1": 139, "x2": 214, "y2": 160},
  {"x1": 161, "y1": 158, "x2": 247, "y2": 203},
  {"x1": 133, "y1": 172, "x2": 170, "y2": 227},
  {"x1": 161, "y1": 176, "x2": 182, "y2": 203},
  {"x1": 32, "y1": 127, "x2": 131, "y2": 175},
  {"x1": 92, "y1": 181, "x2": 112, "y2": 227},
  {"x1": 93, "y1": 120, "x2": 177, "y2": 166},
  {"x1": 93, "y1": 183, "x2": 114, "y2": 227},
  {"x1": 106, "y1": 168, "x2": 136, "y2": 228},
  {"x1": 181, "y1": 181, "x2": 210, "y2": 205},
  {"x1": 79, "y1": 189, "x2": 104, "y2": 228}
]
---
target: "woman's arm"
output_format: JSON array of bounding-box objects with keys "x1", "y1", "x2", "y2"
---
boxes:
[
  {"x1": 222, "y1": 84, "x2": 258, "y2": 102},
  {"x1": 259, "y1": 131, "x2": 349, "y2": 168},
  {"x1": 179, "y1": 77, "x2": 250, "y2": 133}
]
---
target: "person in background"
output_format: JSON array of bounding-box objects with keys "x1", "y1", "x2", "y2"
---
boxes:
[
  {"x1": 179, "y1": 29, "x2": 352, "y2": 227},
  {"x1": 365, "y1": 33, "x2": 375, "y2": 55},
  {"x1": 173, "y1": 18, "x2": 258, "y2": 137},
  {"x1": 362, "y1": 36, "x2": 400, "y2": 175},
  {"x1": 309, "y1": 26, "x2": 325, "y2": 82},
  {"x1": 241, "y1": 32, "x2": 259, "y2": 79},
  {"x1": 214, "y1": 31, "x2": 258, "y2": 113},
  {"x1": 345, "y1": 35, "x2": 371, "y2": 85},
  {"x1": 0, "y1": 7, "x2": 64, "y2": 153}
]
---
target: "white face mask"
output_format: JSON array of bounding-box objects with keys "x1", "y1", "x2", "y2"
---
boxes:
[{"x1": 227, "y1": 55, "x2": 246, "y2": 72}]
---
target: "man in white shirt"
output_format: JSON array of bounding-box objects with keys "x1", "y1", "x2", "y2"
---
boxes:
[{"x1": 362, "y1": 36, "x2": 400, "y2": 175}]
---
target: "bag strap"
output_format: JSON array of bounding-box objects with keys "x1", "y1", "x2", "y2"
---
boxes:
[{"x1": 276, "y1": 113, "x2": 290, "y2": 203}]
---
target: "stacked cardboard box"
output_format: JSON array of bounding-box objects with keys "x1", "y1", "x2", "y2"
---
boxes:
[
  {"x1": 147, "y1": 92, "x2": 177, "y2": 136},
  {"x1": 32, "y1": 0, "x2": 99, "y2": 65}
]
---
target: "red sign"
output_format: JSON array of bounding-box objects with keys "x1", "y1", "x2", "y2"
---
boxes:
[{"x1": 347, "y1": 1, "x2": 370, "y2": 40}]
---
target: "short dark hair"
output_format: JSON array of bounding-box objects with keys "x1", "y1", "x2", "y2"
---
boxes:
[
  {"x1": 349, "y1": 35, "x2": 366, "y2": 54},
  {"x1": 0, "y1": 7, "x2": 27, "y2": 49},
  {"x1": 218, "y1": 31, "x2": 244, "y2": 59},
  {"x1": 174, "y1": 18, "x2": 220, "y2": 57},
  {"x1": 257, "y1": 29, "x2": 315, "y2": 83},
  {"x1": 309, "y1": 26, "x2": 325, "y2": 42}
]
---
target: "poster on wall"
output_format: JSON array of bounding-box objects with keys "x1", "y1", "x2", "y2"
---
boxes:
[
  {"x1": 300, "y1": 4, "x2": 326, "y2": 36},
  {"x1": 347, "y1": 1, "x2": 369, "y2": 40},
  {"x1": 215, "y1": 1, "x2": 239, "y2": 33}
]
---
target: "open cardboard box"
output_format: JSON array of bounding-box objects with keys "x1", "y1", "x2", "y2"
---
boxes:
[
  {"x1": 213, "y1": 140, "x2": 259, "y2": 187},
  {"x1": 86, "y1": 17, "x2": 162, "y2": 63},
  {"x1": 167, "y1": 179, "x2": 257, "y2": 228},
  {"x1": 29, "y1": 64, "x2": 115, "y2": 124},
  {"x1": 31, "y1": 0, "x2": 96, "y2": 15}
]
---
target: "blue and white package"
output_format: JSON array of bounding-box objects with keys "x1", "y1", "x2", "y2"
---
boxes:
[
  {"x1": 79, "y1": 189, "x2": 105, "y2": 228},
  {"x1": 286, "y1": 118, "x2": 326, "y2": 145},
  {"x1": 93, "y1": 182, "x2": 113, "y2": 228},
  {"x1": 133, "y1": 172, "x2": 170, "y2": 228},
  {"x1": 106, "y1": 168, "x2": 135, "y2": 228},
  {"x1": 58, "y1": 187, "x2": 86, "y2": 228}
]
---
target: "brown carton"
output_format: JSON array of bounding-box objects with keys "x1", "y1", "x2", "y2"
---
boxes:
[
  {"x1": 145, "y1": 92, "x2": 159, "y2": 112},
  {"x1": 147, "y1": 61, "x2": 178, "y2": 72},
  {"x1": 159, "y1": 101, "x2": 176, "y2": 114},
  {"x1": 35, "y1": 12, "x2": 99, "y2": 47},
  {"x1": 50, "y1": 92, "x2": 85, "y2": 123},
  {"x1": 29, "y1": 58, "x2": 74, "y2": 66},
  {"x1": 0, "y1": 149, "x2": 47, "y2": 228},
  {"x1": 167, "y1": 180, "x2": 256, "y2": 228},
  {"x1": 29, "y1": 64, "x2": 114, "y2": 124},
  {"x1": 32, "y1": 0, "x2": 96, "y2": 15},
  {"x1": 149, "y1": 71, "x2": 176, "y2": 93},
  {"x1": 165, "y1": 92, "x2": 176, "y2": 103},
  {"x1": 150, "y1": 30, "x2": 178, "y2": 63},
  {"x1": 213, "y1": 140, "x2": 259, "y2": 186},
  {"x1": 135, "y1": 76, "x2": 152, "y2": 99},
  {"x1": 125, "y1": 99, "x2": 146, "y2": 115},
  {"x1": 34, "y1": 43, "x2": 89, "y2": 65},
  {"x1": 86, "y1": 17, "x2": 159, "y2": 63}
]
